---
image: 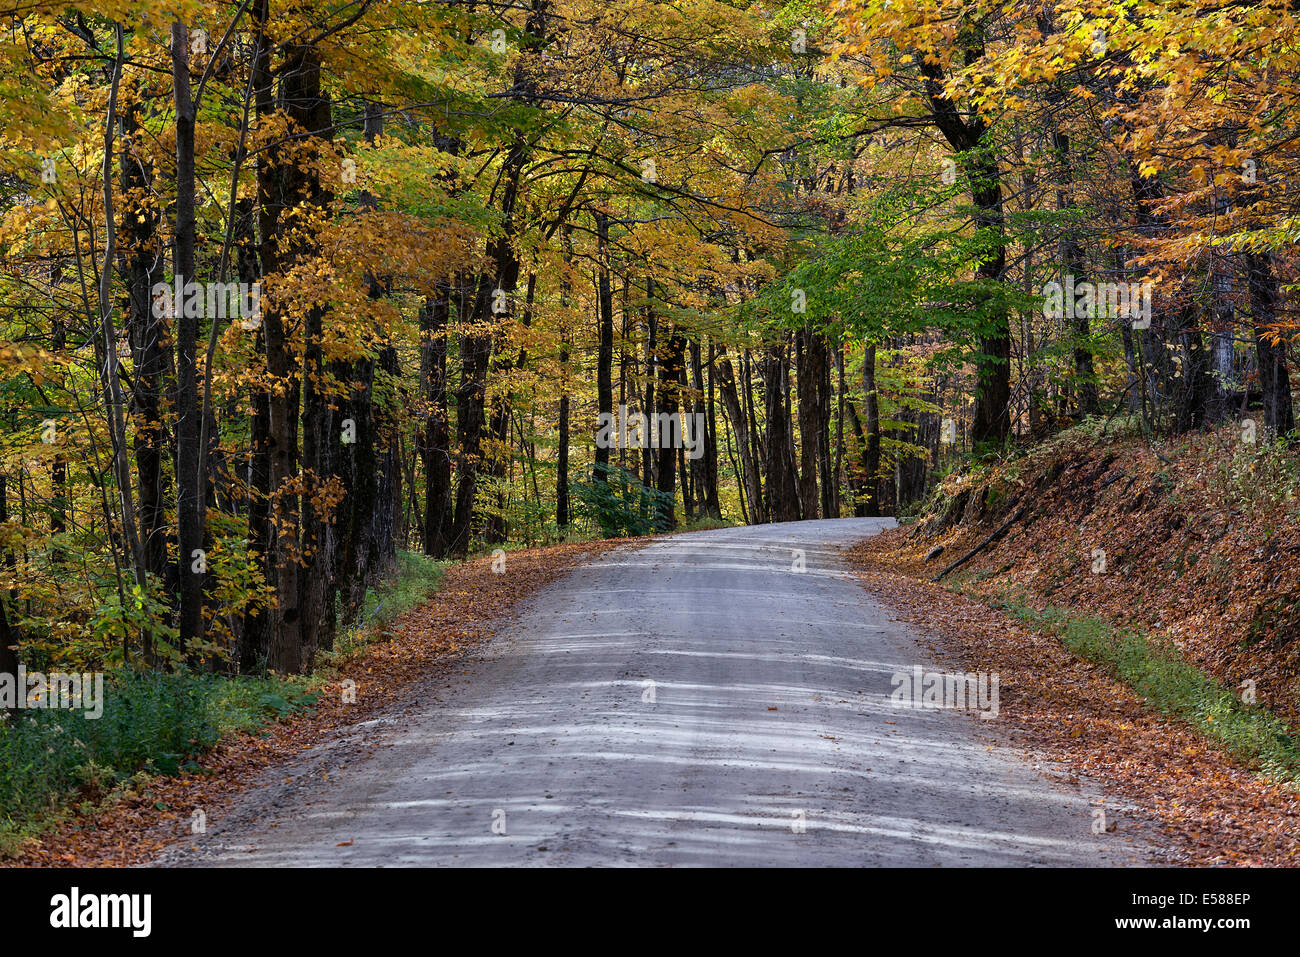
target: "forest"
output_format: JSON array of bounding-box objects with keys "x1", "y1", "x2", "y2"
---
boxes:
[{"x1": 2, "y1": 0, "x2": 1300, "y2": 861}]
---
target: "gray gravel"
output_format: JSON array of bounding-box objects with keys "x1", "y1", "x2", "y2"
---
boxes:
[{"x1": 157, "y1": 518, "x2": 1151, "y2": 867}]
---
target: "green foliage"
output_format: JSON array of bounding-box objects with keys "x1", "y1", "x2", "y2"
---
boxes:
[
  {"x1": 741, "y1": 184, "x2": 1033, "y2": 358},
  {"x1": 88, "y1": 583, "x2": 181, "y2": 669},
  {"x1": 1213, "y1": 435, "x2": 1300, "y2": 516},
  {"x1": 360, "y1": 551, "x2": 446, "y2": 628},
  {"x1": 0, "y1": 670, "x2": 314, "y2": 854},
  {"x1": 573, "y1": 465, "x2": 674, "y2": 537}
]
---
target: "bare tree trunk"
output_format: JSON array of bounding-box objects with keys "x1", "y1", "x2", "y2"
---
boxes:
[
  {"x1": 451, "y1": 290, "x2": 491, "y2": 554},
  {"x1": 119, "y1": 100, "x2": 170, "y2": 662},
  {"x1": 594, "y1": 212, "x2": 614, "y2": 486},
  {"x1": 717, "y1": 352, "x2": 762, "y2": 524},
  {"x1": 420, "y1": 289, "x2": 454, "y2": 556},
  {"x1": 557, "y1": 225, "x2": 575, "y2": 528},
  {"x1": 704, "y1": 339, "x2": 722, "y2": 518},
  {"x1": 1051, "y1": 127, "x2": 1098, "y2": 417},
  {"x1": 689, "y1": 338, "x2": 719, "y2": 519},
  {"x1": 99, "y1": 23, "x2": 148, "y2": 664},
  {"x1": 488, "y1": 272, "x2": 534, "y2": 544},
  {"x1": 1247, "y1": 251, "x2": 1295, "y2": 436},
  {"x1": 255, "y1": 20, "x2": 332, "y2": 672},
  {"x1": 795, "y1": 329, "x2": 821, "y2": 519},
  {"x1": 922, "y1": 45, "x2": 1010, "y2": 444},
  {"x1": 0, "y1": 475, "x2": 19, "y2": 720},
  {"x1": 171, "y1": 22, "x2": 204, "y2": 656},
  {"x1": 654, "y1": 323, "x2": 685, "y2": 530},
  {"x1": 762, "y1": 338, "x2": 801, "y2": 523},
  {"x1": 861, "y1": 344, "x2": 882, "y2": 516},
  {"x1": 642, "y1": 276, "x2": 657, "y2": 490}
]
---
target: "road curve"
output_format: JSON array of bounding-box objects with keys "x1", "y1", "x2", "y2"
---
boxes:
[{"x1": 160, "y1": 518, "x2": 1148, "y2": 866}]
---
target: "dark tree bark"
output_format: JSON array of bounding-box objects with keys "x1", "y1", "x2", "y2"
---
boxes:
[
  {"x1": 171, "y1": 22, "x2": 204, "y2": 656},
  {"x1": 292, "y1": 63, "x2": 338, "y2": 668},
  {"x1": 654, "y1": 323, "x2": 685, "y2": 530},
  {"x1": 1174, "y1": 305, "x2": 1215, "y2": 433},
  {"x1": 451, "y1": 309, "x2": 491, "y2": 554},
  {"x1": 860, "y1": 344, "x2": 882, "y2": 516},
  {"x1": 921, "y1": 35, "x2": 1011, "y2": 445},
  {"x1": 689, "y1": 338, "x2": 719, "y2": 519},
  {"x1": 118, "y1": 100, "x2": 170, "y2": 659},
  {"x1": 761, "y1": 338, "x2": 801, "y2": 523},
  {"x1": 241, "y1": 329, "x2": 273, "y2": 672},
  {"x1": 419, "y1": 128, "x2": 463, "y2": 558},
  {"x1": 556, "y1": 225, "x2": 575, "y2": 529},
  {"x1": 817, "y1": 335, "x2": 835, "y2": 518},
  {"x1": 420, "y1": 288, "x2": 455, "y2": 556},
  {"x1": 704, "y1": 339, "x2": 722, "y2": 518},
  {"x1": 1247, "y1": 251, "x2": 1295, "y2": 436},
  {"x1": 642, "y1": 276, "x2": 657, "y2": 489},
  {"x1": 298, "y1": 296, "x2": 336, "y2": 662},
  {"x1": 254, "y1": 17, "x2": 333, "y2": 672},
  {"x1": 845, "y1": 400, "x2": 872, "y2": 517},
  {"x1": 795, "y1": 329, "x2": 821, "y2": 519},
  {"x1": 717, "y1": 352, "x2": 762, "y2": 523},
  {"x1": 0, "y1": 474, "x2": 18, "y2": 720},
  {"x1": 1052, "y1": 127, "x2": 1098, "y2": 417},
  {"x1": 743, "y1": 351, "x2": 765, "y2": 518},
  {"x1": 594, "y1": 211, "x2": 614, "y2": 485},
  {"x1": 487, "y1": 272, "x2": 535, "y2": 544},
  {"x1": 557, "y1": 352, "x2": 571, "y2": 529}
]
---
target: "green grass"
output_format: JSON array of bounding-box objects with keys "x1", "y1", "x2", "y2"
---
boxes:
[
  {"x1": 357, "y1": 550, "x2": 448, "y2": 629},
  {"x1": 330, "y1": 550, "x2": 449, "y2": 657},
  {"x1": 678, "y1": 514, "x2": 736, "y2": 533},
  {"x1": 0, "y1": 671, "x2": 317, "y2": 855},
  {"x1": 990, "y1": 594, "x2": 1300, "y2": 786}
]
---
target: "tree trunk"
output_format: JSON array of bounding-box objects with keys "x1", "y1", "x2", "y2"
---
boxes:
[
  {"x1": 922, "y1": 43, "x2": 1011, "y2": 445},
  {"x1": 172, "y1": 22, "x2": 204, "y2": 655},
  {"x1": 795, "y1": 329, "x2": 821, "y2": 519},
  {"x1": 594, "y1": 212, "x2": 614, "y2": 485},
  {"x1": 717, "y1": 352, "x2": 762, "y2": 523},
  {"x1": 654, "y1": 323, "x2": 685, "y2": 530},
  {"x1": 420, "y1": 289, "x2": 455, "y2": 556},
  {"x1": 119, "y1": 100, "x2": 171, "y2": 657},
  {"x1": 255, "y1": 23, "x2": 332, "y2": 672},
  {"x1": 861, "y1": 344, "x2": 882, "y2": 516},
  {"x1": 1052, "y1": 128, "x2": 1098, "y2": 417},
  {"x1": 557, "y1": 225, "x2": 575, "y2": 529},
  {"x1": 1247, "y1": 251, "x2": 1295, "y2": 436},
  {"x1": 0, "y1": 475, "x2": 18, "y2": 720},
  {"x1": 690, "y1": 338, "x2": 719, "y2": 519},
  {"x1": 761, "y1": 338, "x2": 801, "y2": 523}
]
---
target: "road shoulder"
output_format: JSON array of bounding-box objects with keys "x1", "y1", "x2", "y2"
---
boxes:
[{"x1": 848, "y1": 533, "x2": 1300, "y2": 866}]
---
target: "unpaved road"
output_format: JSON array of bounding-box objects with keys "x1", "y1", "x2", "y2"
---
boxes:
[{"x1": 160, "y1": 519, "x2": 1150, "y2": 866}]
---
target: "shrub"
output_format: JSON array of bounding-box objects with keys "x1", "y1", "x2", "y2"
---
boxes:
[
  {"x1": 573, "y1": 465, "x2": 674, "y2": 537},
  {"x1": 0, "y1": 670, "x2": 313, "y2": 853}
]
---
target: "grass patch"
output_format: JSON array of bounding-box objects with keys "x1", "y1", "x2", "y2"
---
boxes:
[
  {"x1": 678, "y1": 514, "x2": 736, "y2": 534},
  {"x1": 0, "y1": 671, "x2": 316, "y2": 855},
  {"x1": 356, "y1": 550, "x2": 448, "y2": 631},
  {"x1": 331, "y1": 550, "x2": 449, "y2": 658},
  {"x1": 990, "y1": 595, "x2": 1300, "y2": 786}
]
